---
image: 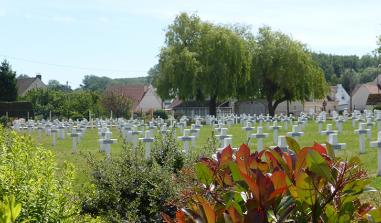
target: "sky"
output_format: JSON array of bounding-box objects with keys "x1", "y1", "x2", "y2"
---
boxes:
[{"x1": 0, "y1": 0, "x2": 380, "y2": 88}]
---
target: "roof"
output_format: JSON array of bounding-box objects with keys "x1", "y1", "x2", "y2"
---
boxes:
[
  {"x1": 364, "y1": 84, "x2": 380, "y2": 94},
  {"x1": 366, "y1": 94, "x2": 381, "y2": 105},
  {"x1": 106, "y1": 85, "x2": 149, "y2": 110},
  {"x1": 352, "y1": 83, "x2": 380, "y2": 96},
  {"x1": 372, "y1": 74, "x2": 381, "y2": 84},
  {"x1": 16, "y1": 77, "x2": 41, "y2": 95}
]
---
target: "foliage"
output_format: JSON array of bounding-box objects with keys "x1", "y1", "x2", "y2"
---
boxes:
[
  {"x1": 100, "y1": 90, "x2": 132, "y2": 118},
  {"x1": 312, "y1": 53, "x2": 381, "y2": 85},
  {"x1": 153, "y1": 109, "x2": 168, "y2": 119},
  {"x1": 156, "y1": 13, "x2": 251, "y2": 116},
  {"x1": 80, "y1": 75, "x2": 148, "y2": 91},
  {"x1": 82, "y1": 143, "x2": 181, "y2": 222},
  {"x1": 168, "y1": 139, "x2": 379, "y2": 222},
  {"x1": 0, "y1": 195, "x2": 23, "y2": 223},
  {"x1": 47, "y1": 79, "x2": 72, "y2": 92},
  {"x1": 0, "y1": 60, "x2": 17, "y2": 102},
  {"x1": 0, "y1": 126, "x2": 79, "y2": 222},
  {"x1": 0, "y1": 116, "x2": 10, "y2": 128},
  {"x1": 152, "y1": 129, "x2": 184, "y2": 173},
  {"x1": 249, "y1": 27, "x2": 328, "y2": 116},
  {"x1": 22, "y1": 88, "x2": 102, "y2": 119}
]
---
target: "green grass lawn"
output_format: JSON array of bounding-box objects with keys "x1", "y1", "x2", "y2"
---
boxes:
[{"x1": 20, "y1": 120, "x2": 381, "y2": 190}]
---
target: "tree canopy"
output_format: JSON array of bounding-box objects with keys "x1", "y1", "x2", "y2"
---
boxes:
[
  {"x1": 0, "y1": 60, "x2": 18, "y2": 102},
  {"x1": 154, "y1": 13, "x2": 327, "y2": 116},
  {"x1": 249, "y1": 27, "x2": 327, "y2": 115},
  {"x1": 156, "y1": 13, "x2": 251, "y2": 115},
  {"x1": 47, "y1": 80, "x2": 72, "y2": 92}
]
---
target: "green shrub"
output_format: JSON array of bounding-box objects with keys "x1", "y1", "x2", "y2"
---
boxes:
[
  {"x1": 168, "y1": 138, "x2": 381, "y2": 222},
  {"x1": 82, "y1": 143, "x2": 181, "y2": 222},
  {"x1": 152, "y1": 129, "x2": 184, "y2": 173},
  {"x1": 0, "y1": 116, "x2": 9, "y2": 128},
  {"x1": 153, "y1": 109, "x2": 168, "y2": 119},
  {"x1": 0, "y1": 195, "x2": 22, "y2": 223},
  {"x1": 0, "y1": 126, "x2": 79, "y2": 222}
]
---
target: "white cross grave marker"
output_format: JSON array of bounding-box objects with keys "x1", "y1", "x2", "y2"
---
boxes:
[
  {"x1": 287, "y1": 125, "x2": 304, "y2": 142},
  {"x1": 354, "y1": 123, "x2": 370, "y2": 154},
  {"x1": 370, "y1": 131, "x2": 381, "y2": 176},
  {"x1": 99, "y1": 129, "x2": 117, "y2": 159},
  {"x1": 178, "y1": 129, "x2": 195, "y2": 153},
  {"x1": 250, "y1": 126, "x2": 269, "y2": 152},
  {"x1": 139, "y1": 130, "x2": 155, "y2": 159}
]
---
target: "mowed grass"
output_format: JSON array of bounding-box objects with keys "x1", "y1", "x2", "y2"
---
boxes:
[{"x1": 19, "y1": 119, "x2": 381, "y2": 191}]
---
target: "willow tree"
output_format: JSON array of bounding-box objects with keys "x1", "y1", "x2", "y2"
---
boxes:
[
  {"x1": 248, "y1": 27, "x2": 327, "y2": 116},
  {"x1": 156, "y1": 13, "x2": 251, "y2": 116}
]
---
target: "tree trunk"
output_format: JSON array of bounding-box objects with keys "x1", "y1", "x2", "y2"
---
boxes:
[
  {"x1": 268, "y1": 100, "x2": 275, "y2": 116},
  {"x1": 286, "y1": 100, "x2": 290, "y2": 115},
  {"x1": 209, "y1": 96, "x2": 217, "y2": 116},
  {"x1": 350, "y1": 94, "x2": 353, "y2": 112}
]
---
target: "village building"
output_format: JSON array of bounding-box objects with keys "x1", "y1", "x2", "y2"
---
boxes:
[
  {"x1": 105, "y1": 85, "x2": 162, "y2": 113},
  {"x1": 170, "y1": 99, "x2": 232, "y2": 116},
  {"x1": 366, "y1": 94, "x2": 381, "y2": 110},
  {"x1": 170, "y1": 84, "x2": 350, "y2": 116},
  {"x1": 352, "y1": 76, "x2": 381, "y2": 111},
  {"x1": 16, "y1": 74, "x2": 47, "y2": 96}
]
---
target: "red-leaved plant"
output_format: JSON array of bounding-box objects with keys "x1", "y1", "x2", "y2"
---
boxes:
[{"x1": 163, "y1": 137, "x2": 381, "y2": 223}]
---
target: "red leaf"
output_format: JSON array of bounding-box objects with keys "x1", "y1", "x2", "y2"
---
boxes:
[
  {"x1": 196, "y1": 196, "x2": 216, "y2": 223},
  {"x1": 295, "y1": 147, "x2": 310, "y2": 174},
  {"x1": 219, "y1": 145, "x2": 233, "y2": 167},
  {"x1": 358, "y1": 203, "x2": 373, "y2": 216},
  {"x1": 255, "y1": 170, "x2": 275, "y2": 208},
  {"x1": 236, "y1": 144, "x2": 251, "y2": 175},
  {"x1": 226, "y1": 207, "x2": 243, "y2": 223},
  {"x1": 312, "y1": 143, "x2": 327, "y2": 155},
  {"x1": 161, "y1": 212, "x2": 175, "y2": 223}
]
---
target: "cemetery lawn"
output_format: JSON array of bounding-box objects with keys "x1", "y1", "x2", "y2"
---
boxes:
[{"x1": 23, "y1": 120, "x2": 381, "y2": 192}]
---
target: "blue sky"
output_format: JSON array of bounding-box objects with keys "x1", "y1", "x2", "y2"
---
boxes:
[{"x1": 0, "y1": 0, "x2": 380, "y2": 88}]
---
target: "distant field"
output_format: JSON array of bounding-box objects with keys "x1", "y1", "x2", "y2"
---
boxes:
[{"x1": 21, "y1": 120, "x2": 381, "y2": 190}]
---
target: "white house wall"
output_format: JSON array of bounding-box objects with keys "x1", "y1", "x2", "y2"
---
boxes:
[
  {"x1": 137, "y1": 87, "x2": 162, "y2": 112},
  {"x1": 352, "y1": 86, "x2": 369, "y2": 111}
]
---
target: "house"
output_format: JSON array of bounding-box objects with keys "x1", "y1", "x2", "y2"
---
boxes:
[
  {"x1": 16, "y1": 74, "x2": 47, "y2": 96},
  {"x1": 331, "y1": 84, "x2": 350, "y2": 111},
  {"x1": 170, "y1": 99, "x2": 233, "y2": 117},
  {"x1": 234, "y1": 100, "x2": 303, "y2": 115},
  {"x1": 352, "y1": 83, "x2": 379, "y2": 111},
  {"x1": 235, "y1": 85, "x2": 350, "y2": 115},
  {"x1": 366, "y1": 94, "x2": 381, "y2": 110},
  {"x1": 105, "y1": 85, "x2": 162, "y2": 113}
]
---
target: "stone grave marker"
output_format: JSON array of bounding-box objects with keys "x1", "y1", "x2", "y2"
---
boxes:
[
  {"x1": 250, "y1": 126, "x2": 269, "y2": 152},
  {"x1": 354, "y1": 123, "x2": 370, "y2": 154}
]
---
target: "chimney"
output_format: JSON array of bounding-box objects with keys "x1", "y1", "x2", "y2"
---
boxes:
[{"x1": 36, "y1": 74, "x2": 41, "y2": 80}]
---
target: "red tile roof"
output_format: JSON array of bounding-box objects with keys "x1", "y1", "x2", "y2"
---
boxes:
[{"x1": 106, "y1": 85, "x2": 148, "y2": 110}]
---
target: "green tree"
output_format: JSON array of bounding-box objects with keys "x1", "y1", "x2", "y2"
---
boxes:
[
  {"x1": 156, "y1": 13, "x2": 251, "y2": 116},
  {"x1": 100, "y1": 90, "x2": 132, "y2": 118},
  {"x1": 0, "y1": 60, "x2": 17, "y2": 102},
  {"x1": 47, "y1": 79, "x2": 72, "y2": 92},
  {"x1": 249, "y1": 27, "x2": 327, "y2": 116},
  {"x1": 341, "y1": 69, "x2": 358, "y2": 111},
  {"x1": 80, "y1": 75, "x2": 112, "y2": 91}
]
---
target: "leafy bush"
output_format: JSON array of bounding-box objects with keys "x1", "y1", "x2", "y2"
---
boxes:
[
  {"x1": 153, "y1": 109, "x2": 168, "y2": 119},
  {"x1": 82, "y1": 143, "x2": 181, "y2": 222},
  {"x1": 166, "y1": 138, "x2": 381, "y2": 222},
  {"x1": 0, "y1": 116, "x2": 9, "y2": 128},
  {"x1": 0, "y1": 126, "x2": 79, "y2": 222},
  {"x1": 0, "y1": 195, "x2": 22, "y2": 223},
  {"x1": 152, "y1": 129, "x2": 184, "y2": 173}
]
